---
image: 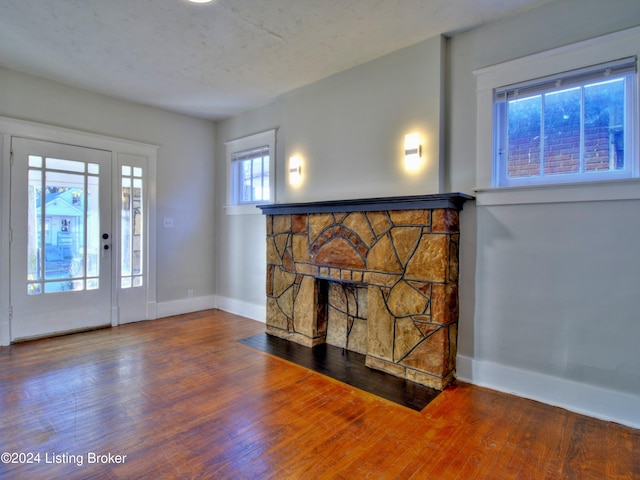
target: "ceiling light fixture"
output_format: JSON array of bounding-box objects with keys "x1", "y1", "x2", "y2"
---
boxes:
[{"x1": 187, "y1": 0, "x2": 214, "y2": 3}]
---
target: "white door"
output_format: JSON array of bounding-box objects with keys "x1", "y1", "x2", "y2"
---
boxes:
[{"x1": 10, "y1": 137, "x2": 113, "y2": 341}]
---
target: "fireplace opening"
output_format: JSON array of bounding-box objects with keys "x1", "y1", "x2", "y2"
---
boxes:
[{"x1": 323, "y1": 280, "x2": 368, "y2": 355}]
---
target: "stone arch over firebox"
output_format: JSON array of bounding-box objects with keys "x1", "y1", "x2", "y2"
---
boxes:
[{"x1": 310, "y1": 225, "x2": 368, "y2": 270}]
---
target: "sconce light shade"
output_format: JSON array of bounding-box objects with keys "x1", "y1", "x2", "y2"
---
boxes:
[
  {"x1": 404, "y1": 133, "x2": 421, "y2": 158},
  {"x1": 404, "y1": 133, "x2": 422, "y2": 171},
  {"x1": 289, "y1": 156, "x2": 302, "y2": 184}
]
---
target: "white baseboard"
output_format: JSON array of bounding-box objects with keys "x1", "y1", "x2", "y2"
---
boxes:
[
  {"x1": 156, "y1": 295, "x2": 218, "y2": 319},
  {"x1": 151, "y1": 295, "x2": 265, "y2": 323},
  {"x1": 216, "y1": 296, "x2": 266, "y2": 323},
  {"x1": 0, "y1": 320, "x2": 10, "y2": 346},
  {"x1": 147, "y1": 301, "x2": 157, "y2": 320},
  {"x1": 456, "y1": 355, "x2": 640, "y2": 429}
]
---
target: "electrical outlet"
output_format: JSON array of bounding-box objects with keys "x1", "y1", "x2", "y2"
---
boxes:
[
  {"x1": 188, "y1": 289, "x2": 194, "y2": 299},
  {"x1": 163, "y1": 217, "x2": 174, "y2": 228}
]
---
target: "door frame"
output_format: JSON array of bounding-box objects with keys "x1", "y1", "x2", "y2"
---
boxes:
[{"x1": 0, "y1": 115, "x2": 158, "y2": 345}]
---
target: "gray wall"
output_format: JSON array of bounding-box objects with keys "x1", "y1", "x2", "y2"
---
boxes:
[
  {"x1": 215, "y1": 36, "x2": 445, "y2": 313},
  {"x1": 447, "y1": 0, "x2": 640, "y2": 425},
  {"x1": 282, "y1": 36, "x2": 445, "y2": 202},
  {"x1": 214, "y1": 99, "x2": 284, "y2": 313},
  {"x1": 216, "y1": 0, "x2": 640, "y2": 426},
  {"x1": 0, "y1": 66, "x2": 217, "y2": 304}
]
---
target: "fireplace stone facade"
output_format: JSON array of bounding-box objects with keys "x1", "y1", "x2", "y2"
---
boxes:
[{"x1": 259, "y1": 194, "x2": 472, "y2": 390}]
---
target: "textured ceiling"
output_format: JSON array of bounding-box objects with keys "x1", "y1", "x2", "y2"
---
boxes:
[{"x1": 0, "y1": 0, "x2": 555, "y2": 120}]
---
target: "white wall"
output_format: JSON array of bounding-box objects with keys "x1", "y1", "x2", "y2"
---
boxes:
[
  {"x1": 216, "y1": 0, "x2": 640, "y2": 427},
  {"x1": 0, "y1": 67, "x2": 217, "y2": 312}
]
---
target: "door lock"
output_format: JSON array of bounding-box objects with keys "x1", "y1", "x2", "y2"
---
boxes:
[{"x1": 101, "y1": 233, "x2": 111, "y2": 257}]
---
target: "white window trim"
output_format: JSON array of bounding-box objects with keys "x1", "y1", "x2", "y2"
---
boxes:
[
  {"x1": 224, "y1": 129, "x2": 276, "y2": 215},
  {"x1": 474, "y1": 26, "x2": 640, "y2": 203}
]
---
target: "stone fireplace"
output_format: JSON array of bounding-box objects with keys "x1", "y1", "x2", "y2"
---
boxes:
[{"x1": 258, "y1": 193, "x2": 472, "y2": 390}]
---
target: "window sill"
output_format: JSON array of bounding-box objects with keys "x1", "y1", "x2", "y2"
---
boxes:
[
  {"x1": 224, "y1": 204, "x2": 263, "y2": 215},
  {"x1": 473, "y1": 178, "x2": 640, "y2": 206}
]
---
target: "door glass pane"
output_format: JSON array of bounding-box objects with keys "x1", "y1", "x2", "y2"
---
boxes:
[
  {"x1": 43, "y1": 171, "x2": 85, "y2": 292},
  {"x1": 27, "y1": 169, "x2": 42, "y2": 294},
  {"x1": 25, "y1": 156, "x2": 101, "y2": 295},
  {"x1": 121, "y1": 177, "x2": 132, "y2": 279},
  {"x1": 28, "y1": 155, "x2": 43, "y2": 168},
  {"x1": 46, "y1": 157, "x2": 85, "y2": 173},
  {"x1": 45, "y1": 279, "x2": 84, "y2": 293},
  {"x1": 86, "y1": 175, "x2": 100, "y2": 281},
  {"x1": 121, "y1": 165, "x2": 143, "y2": 289},
  {"x1": 132, "y1": 179, "x2": 143, "y2": 277}
]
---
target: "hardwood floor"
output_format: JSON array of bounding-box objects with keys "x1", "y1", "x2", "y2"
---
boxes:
[
  {"x1": 238, "y1": 333, "x2": 440, "y2": 411},
  {"x1": 0, "y1": 309, "x2": 638, "y2": 479}
]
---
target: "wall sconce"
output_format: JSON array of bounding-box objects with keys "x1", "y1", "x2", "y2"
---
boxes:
[
  {"x1": 404, "y1": 133, "x2": 422, "y2": 171},
  {"x1": 289, "y1": 155, "x2": 302, "y2": 184}
]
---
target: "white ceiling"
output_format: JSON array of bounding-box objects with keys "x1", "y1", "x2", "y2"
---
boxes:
[{"x1": 0, "y1": 0, "x2": 555, "y2": 120}]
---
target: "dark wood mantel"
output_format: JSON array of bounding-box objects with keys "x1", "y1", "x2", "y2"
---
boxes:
[{"x1": 257, "y1": 192, "x2": 474, "y2": 215}]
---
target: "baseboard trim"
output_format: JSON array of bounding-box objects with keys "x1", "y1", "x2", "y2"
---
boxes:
[
  {"x1": 152, "y1": 295, "x2": 265, "y2": 323},
  {"x1": 156, "y1": 295, "x2": 218, "y2": 319},
  {"x1": 216, "y1": 296, "x2": 266, "y2": 323},
  {"x1": 0, "y1": 320, "x2": 10, "y2": 346},
  {"x1": 456, "y1": 355, "x2": 640, "y2": 429}
]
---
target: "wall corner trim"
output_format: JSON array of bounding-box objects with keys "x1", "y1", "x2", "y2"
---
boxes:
[
  {"x1": 216, "y1": 296, "x2": 266, "y2": 323},
  {"x1": 155, "y1": 295, "x2": 218, "y2": 319}
]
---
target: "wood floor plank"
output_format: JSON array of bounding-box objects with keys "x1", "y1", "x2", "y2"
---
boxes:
[
  {"x1": 1, "y1": 309, "x2": 638, "y2": 479},
  {"x1": 496, "y1": 402, "x2": 565, "y2": 480}
]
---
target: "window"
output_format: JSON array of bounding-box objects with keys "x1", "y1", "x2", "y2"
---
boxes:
[
  {"x1": 231, "y1": 146, "x2": 270, "y2": 204},
  {"x1": 475, "y1": 26, "x2": 640, "y2": 195},
  {"x1": 225, "y1": 129, "x2": 276, "y2": 214},
  {"x1": 494, "y1": 59, "x2": 636, "y2": 186}
]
